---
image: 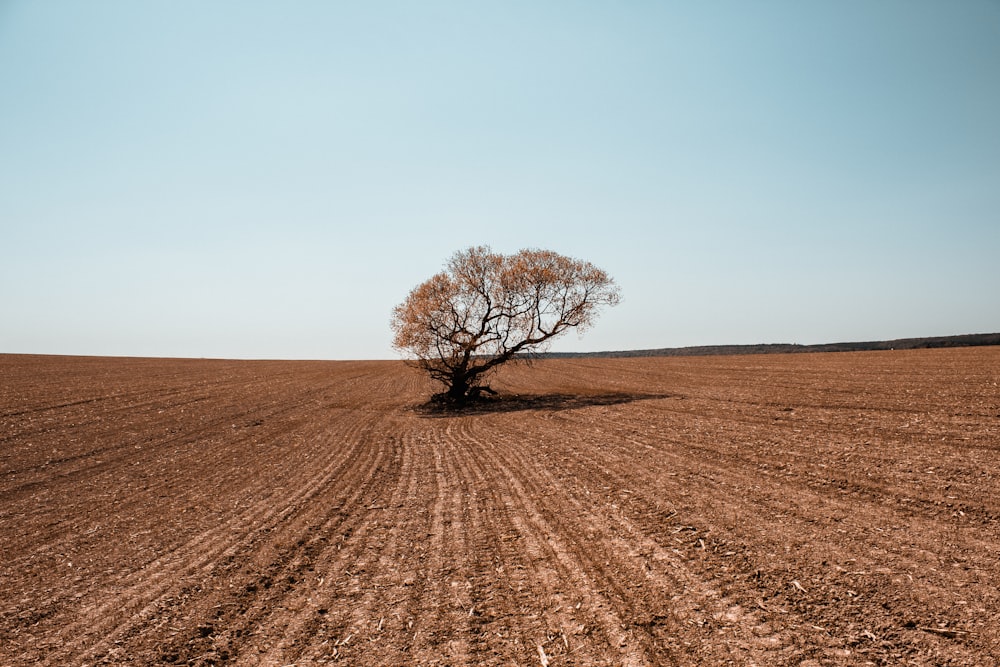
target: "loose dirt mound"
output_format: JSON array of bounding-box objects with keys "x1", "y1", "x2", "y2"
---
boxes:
[{"x1": 1, "y1": 349, "x2": 998, "y2": 665}]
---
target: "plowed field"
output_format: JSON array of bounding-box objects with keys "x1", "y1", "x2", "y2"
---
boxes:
[{"x1": 2, "y1": 348, "x2": 999, "y2": 666}]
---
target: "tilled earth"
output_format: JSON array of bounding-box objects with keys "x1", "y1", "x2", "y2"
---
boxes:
[{"x1": 1, "y1": 348, "x2": 998, "y2": 666}]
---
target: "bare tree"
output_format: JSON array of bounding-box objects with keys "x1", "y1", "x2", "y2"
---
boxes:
[{"x1": 391, "y1": 246, "x2": 621, "y2": 405}]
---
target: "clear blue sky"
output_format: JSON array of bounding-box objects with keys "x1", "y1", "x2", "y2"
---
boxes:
[{"x1": 2, "y1": 1, "x2": 998, "y2": 359}]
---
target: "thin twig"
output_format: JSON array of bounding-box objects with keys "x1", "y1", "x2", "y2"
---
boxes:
[{"x1": 918, "y1": 626, "x2": 969, "y2": 638}]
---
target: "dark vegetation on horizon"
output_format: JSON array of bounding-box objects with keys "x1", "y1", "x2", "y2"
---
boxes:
[{"x1": 540, "y1": 332, "x2": 1000, "y2": 359}]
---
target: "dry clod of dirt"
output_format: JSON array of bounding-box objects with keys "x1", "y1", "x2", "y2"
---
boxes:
[{"x1": 2, "y1": 348, "x2": 999, "y2": 665}]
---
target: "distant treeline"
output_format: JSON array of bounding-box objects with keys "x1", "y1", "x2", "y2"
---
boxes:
[{"x1": 541, "y1": 333, "x2": 1000, "y2": 359}]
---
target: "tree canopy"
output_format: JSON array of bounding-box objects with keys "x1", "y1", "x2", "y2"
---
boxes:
[{"x1": 391, "y1": 246, "x2": 621, "y2": 404}]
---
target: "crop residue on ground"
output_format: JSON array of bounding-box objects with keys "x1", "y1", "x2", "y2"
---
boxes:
[{"x1": 1, "y1": 348, "x2": 998, "y2": 665}]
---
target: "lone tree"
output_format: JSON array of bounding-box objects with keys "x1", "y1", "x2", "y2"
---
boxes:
[{"x1": 391, "y1": 246, "x2": 621, "y2": 405}]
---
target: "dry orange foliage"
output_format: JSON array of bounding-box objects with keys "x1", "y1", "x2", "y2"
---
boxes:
[{"x1": 391, "y1": 246, "x2": 620, "y2": 403}]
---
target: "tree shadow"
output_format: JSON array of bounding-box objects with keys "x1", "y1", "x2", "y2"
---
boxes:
[{"x1": 414, "y1": 391, "x2": 671, "y2": 417}]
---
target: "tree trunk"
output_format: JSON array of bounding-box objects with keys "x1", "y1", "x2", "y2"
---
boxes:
[
  {"x1": 442, "y1": 364, "x2": 497, "y2": 406},
  {"x1": 446, "y1": 372, "x2": 471, "y2": 404}
]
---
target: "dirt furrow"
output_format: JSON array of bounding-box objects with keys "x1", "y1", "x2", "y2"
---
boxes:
[
  {"x1": 287, "y1": 429, "x2": 433, "y2": 664},
  {"x1": 445, "y1": 416, "x2": 666, "y2": 666},
  {"x1": 3, "y1": 350, "x2": 998, "y2": 665},
  {"x1": 215, "y1": 436, "x2": 397, "y2": 665},
  {"x1": 497, "y1": 375, "x2": 999, "y2": 662},
  {"x1": 247, "y1": 428, "x2": 427, "y2": 665},
  {"x1": 513, "y1": 406, "x2": 996, "y2": 662},
  {"x1": 12, "y1": 406, "x2": 386, "y2": 665},
  {"x1": 123, "y1": 412, "x2": 395, "y2": 666},
  {"x1": 434, "y1": 419, "x2": 555, "y2": 664}
]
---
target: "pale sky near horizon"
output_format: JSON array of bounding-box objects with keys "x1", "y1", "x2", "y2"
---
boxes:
[{"x1": 2, "y1": 1, "x2": 998, "y2": 360}]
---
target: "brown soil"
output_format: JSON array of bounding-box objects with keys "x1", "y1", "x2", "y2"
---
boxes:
[{"x1": 1, "y1": 348, "x2": 998, "y2": 666}]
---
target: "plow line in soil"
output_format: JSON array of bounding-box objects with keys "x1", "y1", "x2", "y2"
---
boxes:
[{"x1": 1, "y1": 349, "x2": 999, "y2": 665}]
